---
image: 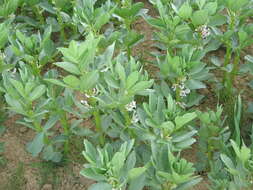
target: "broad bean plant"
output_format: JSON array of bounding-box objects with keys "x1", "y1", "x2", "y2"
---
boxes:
[{"x1": 0, "y1": 0, "x2": 253, "y2": 190}]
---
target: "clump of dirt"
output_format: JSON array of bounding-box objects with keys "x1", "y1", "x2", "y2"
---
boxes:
[{"x1": 0, "y1": 115, "x2": 92, "y2": 190}]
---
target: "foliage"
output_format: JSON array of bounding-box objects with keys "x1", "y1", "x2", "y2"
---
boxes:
[{"x1": 0, "y1": 0, "x2": 253, "y2": 189}]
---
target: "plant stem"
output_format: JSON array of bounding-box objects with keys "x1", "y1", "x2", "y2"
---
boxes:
[
  {"x1": 127, "y1": 46, "x2": 131, "y2": 59},
  {"x1": 231, "y1": 51, "x2": 240, "y2": 82},
  {"x1": 88, "y1": 97, "x2": 105, "y2": 145},
  {"x1": 93, "y1": 109, "x2": 105, "y2": 146},
  {"x1": 33, "y1": 120, "x2": 43, "y2": 132},
  {"x1": 32, "y1": 6, "x2": 44, "y2": 26},
  {"x1": 56, "y1": 8, "x2": 66, "y2": 41},
  {"x1": 222, "y1": 45, "x2": 233, "y2": 98},
  {"x1": 33, "y1": 120, "x2": 50, "y2": 145},
  {"x1": 60, "y1": 113, "x2": 70, "y2": 154},
  {"x1": 121, "y1": 107, "x2": 136, "y2": 138}
]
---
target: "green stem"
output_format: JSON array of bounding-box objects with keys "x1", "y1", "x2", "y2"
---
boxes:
[
  {"x1": 33, "y1": 120, "x2": 50, "y2": 145},
  {"x1": 222, "y1": 46, "x2": 233, "y2": 98},
  {"x1": 32, "y1": 6, "x2": 44, "y2": 26},
  {"x1": 231, "y1": 52, "x2": 240, "y2": 82},
  {"x1": 33, "y1": 120, "x2": 43, "y2": 132},
  {"x1": 175, "y1": 85, "x2": 181, "y2": 103},
  {"x1": 121, "y1": 107, "x2": 135, "y2": 138},
  {"x1": 127, "y1": 46, "x2": 131, "y2": 59},
  {"x1": 88, "y1": 97, "x2": 104, "y2": 145},
  {"x1": 207, "y1": 141, "x2": 213, "y2": 172},
  {"x1": 121, "y1": 108, "x2": 131, "y2": 127},
  {"x1": 93, "y1": 109, "x2": 105, "y2": 146},
  {"x1": 60, "y1": 113, "x2": 70, "y2": 154},
  {"x1": 56, "y1": 8, "x2": 66, "y2": 41}
]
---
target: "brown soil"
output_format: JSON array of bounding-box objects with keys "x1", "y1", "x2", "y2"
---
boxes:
[{"x1": 0, "y1": 116, "x2": 92, "y2": 190}]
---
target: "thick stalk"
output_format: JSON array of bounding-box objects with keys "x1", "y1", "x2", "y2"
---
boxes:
[
  {"x1": 60, "y1": 113, "x2": 70, "y2": 154},
  {"x1": 93, "y1": 109, "x2": 105, "y2": 146},
  {"x1": 33, "y1": 120, "x2": 50, "y2": 145},
  {"x1": 56, "y1": 8, "x2": 66, "y2": 41},
  {"x1": 231, "y1": 52, "x2": 240, "y2": 82},
  {"x1": 120, "y1": 107, "x2": 136, "y2": 138},
  {"x1": 127, "y1": 46, "x2": 131, "y2": 59},
  {"x1": 222, "y1": 46, "x2": 233, "y2": 98},
  {"x1": 32, "y1": 6, "x2": 44, "y2": 25},
  {"x1": 207, "y1": 141, "x2": 213, "y2": 172},
  {"x1": 89, "y1": 97, "x2": 105, "y2": 145}
]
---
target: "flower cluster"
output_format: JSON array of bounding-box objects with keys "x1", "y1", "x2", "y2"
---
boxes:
[
  {"x1": 125, "y1": 101, "x2": 136, "y2": 112},
  {"x1": 196, "y1": 25, "x2": 211, "y2": 39},
  {"x1": 125, "y1": 101, "x2": 139, "y2": 124},
  {"x1": 172, "y1": 79, "x2": 191, "y2": 98},
  {"x1": 84, "y1": 87, "x2": 99, "y2": 98},
  {"x1": 80, "y1": 100, "x2": 92, "y2": 109}
]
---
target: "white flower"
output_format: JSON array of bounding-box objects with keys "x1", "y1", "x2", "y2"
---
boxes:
[
  {"x1": 101, "y1": 66, "x2": 109, "y2": 72},
  {"x1": 125, "y1": 101, "x2": 136, "y2": 112},
  {"x1": 184, "y1": 88, "x2": 191, "y2": 94},
  {"x1": 131, "y1": 111, "x2": 139, "y2": 124},
  {"x1": 196, "y1": 25, "x2": 211, "y2": 39},
  {"x1": 84, "y1": 87, "x2": 99, "y2": 98},
  {"x1": 80, "y1": 100, "x2": 92, "y2": 108},
  {"x1": 179, "y1": 83, "x2": 185, "y2": 90},
  {"x1": 172, "y1": 84, "x2": 178, "y2": 91},
  {"x1": 84, "y1": 93, "x2": 91, "y2": 98},
  {"x1": 180, "y1": 90, "x2": 187, "y2": 97},
  {"x1": 92, "y1": 87, "x2": 99, "y2": 96}
]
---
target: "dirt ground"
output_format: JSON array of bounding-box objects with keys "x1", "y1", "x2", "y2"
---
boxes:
[{"x1": 0, "y1": 0, "x2": 252, "y2": 190}]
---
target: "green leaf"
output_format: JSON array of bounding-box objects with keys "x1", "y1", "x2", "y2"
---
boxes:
[
  {"x1": 245, "y1": 55, "x2": 253, "y2": 63},
  {"x1": 191, "y1": 10, "x2": 208, "y2": 26},
  {"x1": 116, "y1": 63, "x2": 126, "y2": 84},
  {"x1": 26, "y1": 132, "x2": 45, "y2": 157},
  {"x1": 44, "y1": 79, "x2": 67, "y2": 87},
  {"x1": 175, "y1": 112, "x2": 197, "y2": 129},
  {"x1": 83, "y1": 140, "x2": 97, "y2": 164},
  {"x1": 111, "y1": 152, "x2": 125, "y2": 173},
  {"x1": 63, "y1": 75, "x2": 80, "y2": 88},
  {"x1": 227, "y1": 0, "x2": 249, "y2": 11},
  {"x1": 172, "y1": 130, "x2": 197, "y2": 143},
  {"x1": 204, "y1": 2, "x2": 217, "y2": 15},
  {"x1": 128, "y1": 167, "x2": 146, "y2": 180},
  {"x1": 42, "y1": 145, "x2": 62, "y2": 162},
  {"x1": 104, "y1": 74, "x2": 120, "y2": 89},
  {"x1": 44, "y1": 116, "x2": 59, "y2": 130},
  {"x1": 94, "y1": 13, "x2": 111, "y2": 31},
  {"x1": 129, "y1": 80, "x2": 154, "y2": 95},
  {"x1": 0, "y1": 23, "x2": 9, "y2": 49},
  {"x1": 126, "y1": 71, "x2": 139, "y2": 89},
  {"x1": 124, "y1": 31, "x2": 144, "y2": 48},
  {"x1": 9, "y1": 79, "x2": 25, "y2": 98},
  {"x1": 128, "y1": 173, "x2": 146, "y2": 190},
  {"x1": 80, "y1": 71, "x2": 99, "y2": 91},
  {"x1": 5, "y1": 94, "x2": 26, "y2": 115},
  {"x1": 178, "y1": 2, "x2": 192, "y2": 19},
  {"x1": 80, "y1": 168, "x2": 107, "y2": 181},
  {"x1": 88, "y1": 183, "x2": 112, "y2": 190},
  {"x1": 29, "y1": 85, "x2": 46, "y2": 101},
  {"x1": 220, "y1": 154, "x2": 235, "y2": 169},
  {"x1": 174, "y1": 177, "x2": 202, "y2": 190},
  {"x1": 54, "y1": 62, "x2": 80, "y2": 75},
  {"x1": 175, "y1": 138, "x2": 196, "y2": 149},
  {"x1": 209, "y1": 14, "x2": 227, "y2": 26},
  {"x1": 185, "y1": 79, "x2": 206, "y2": 90}
]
